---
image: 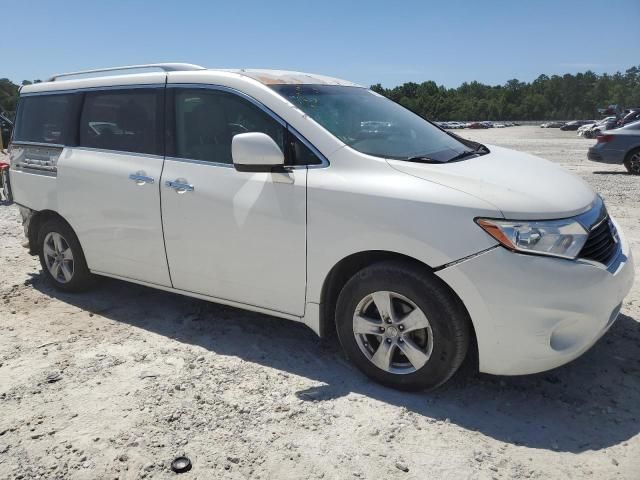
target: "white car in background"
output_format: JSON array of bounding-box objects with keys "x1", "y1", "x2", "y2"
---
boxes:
[
  {"x1": 577, "y1": 123, "x2": 596, "y2": 136},
  {"x1": 7, "y1": 63, "x2": 634, "y2": 391},
  {"x1": 580, "y1": 117, "x2": 618, "y2": 138}
]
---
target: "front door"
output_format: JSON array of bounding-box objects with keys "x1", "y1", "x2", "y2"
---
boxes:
[
  {"x1": 160, "y1": 87, "x2": 307, "y2": 316},
  {"x1": 57, "y1": 85, "x2": 172, "y2": 286}
]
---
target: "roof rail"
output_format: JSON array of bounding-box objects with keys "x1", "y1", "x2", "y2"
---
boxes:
[{"x1": 47, "y1": 63, "x2": 206, "y2": 82}]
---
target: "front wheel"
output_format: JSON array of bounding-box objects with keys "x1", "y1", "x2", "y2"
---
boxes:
[
  {"x1": 37, "y1": 218, "x2": 96, "y2": 292},
  {"x1": 335, "y1": 261, "x2": 471, "y2": 391}
]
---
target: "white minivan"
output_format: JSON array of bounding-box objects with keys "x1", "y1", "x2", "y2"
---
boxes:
[{"x1": 7, "y1": 64, "x2": 634, "y2": 390}]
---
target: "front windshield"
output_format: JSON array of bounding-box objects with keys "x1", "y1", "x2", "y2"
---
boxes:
[{"x1": 270, "y1": 84, "x2": 473, "y2": 162}]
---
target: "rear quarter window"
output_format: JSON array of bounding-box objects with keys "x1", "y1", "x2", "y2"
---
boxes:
[{"x1": 13, "y1": 94, "x2": 78, "y2": 145}]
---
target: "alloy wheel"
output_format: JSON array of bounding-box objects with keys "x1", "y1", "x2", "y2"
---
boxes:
[
  {"x1": 43, "y1": 232, "x2": 75, "y2": 283},
  {"x1": 352, "y1": 291, "x2": 433, "y2": 374}
]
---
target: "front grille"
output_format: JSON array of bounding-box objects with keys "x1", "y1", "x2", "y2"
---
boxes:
[{"x1": 578, "y1": 217, "x2": 618, "y2": 265}]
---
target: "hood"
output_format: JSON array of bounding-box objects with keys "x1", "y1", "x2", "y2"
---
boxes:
[{"x1": 387, "y1": 144, "x2": 596, "y2": 220}]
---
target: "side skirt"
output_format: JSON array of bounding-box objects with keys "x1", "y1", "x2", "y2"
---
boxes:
[{"x1": 90, "y1": 270, "x2": 313, "y2": 327}]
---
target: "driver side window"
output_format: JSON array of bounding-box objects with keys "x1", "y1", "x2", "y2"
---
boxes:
[{"x1": 173, "y1": 89, "x2": 285, "y2": 164}]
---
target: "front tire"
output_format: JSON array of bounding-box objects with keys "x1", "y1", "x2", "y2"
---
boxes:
[
  {"x1": 335, "y1": 261, "x2": 470, "y2": 391},
  {"x1": 624, "y1": 148, "x2": 640, "y2": 175},
  {"x1": 37, "y1": 218, "x2": 96, "y2": 292}
]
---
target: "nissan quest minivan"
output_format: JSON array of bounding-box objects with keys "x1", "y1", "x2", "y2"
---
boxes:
[{"x1": 7, "y1": 64, "x2": 634, "y2": 390}]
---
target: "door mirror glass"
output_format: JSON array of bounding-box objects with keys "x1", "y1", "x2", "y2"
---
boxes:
[{"x1": 232, "y1": 132, "x2": 285, "y2": 172}]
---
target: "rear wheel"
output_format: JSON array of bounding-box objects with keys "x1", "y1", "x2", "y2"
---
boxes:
[
  {"x1": 624, "y1": 148, "x2": 640, "y2": 175},
  {"x1": 335, "y1": 261, "x2": 470, "y2": 391},
  {"x1": 37, "y1": 218, "x2": 96, "y2": 292}
]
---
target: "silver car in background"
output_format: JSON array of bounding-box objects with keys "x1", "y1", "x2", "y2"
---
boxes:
[
  {"x1": 580, "y1": 116, "x2": 618, "y2": 138},
  {"x1": 588, "y1": 121, "x2": 640, "y2": 174}
]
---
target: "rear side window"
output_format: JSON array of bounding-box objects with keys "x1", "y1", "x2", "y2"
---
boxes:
[
  {"x1": 172, "y1": 89, "x2": 285, "y2": 164},
  {"x1": 13, "y1": 94, "x2": 78, "y2": 145},
  {"x1": 79, "y1": 89, "x2": 160, "y2": 155}
]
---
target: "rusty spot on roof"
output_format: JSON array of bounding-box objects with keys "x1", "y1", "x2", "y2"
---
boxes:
[{"x1": 224, "y1": 69, "x2": 363, "y2": 87}]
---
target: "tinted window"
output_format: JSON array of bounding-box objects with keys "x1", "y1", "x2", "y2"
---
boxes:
[
  {"x1": 288, "y1": 134, "x2": 322, "y2": 166},
  {"x1": 13, "y1": 94, "x2": 77, "y2": 144},
  {"x1": 79, "y1": 90, "x2": 159, "y2": 155},
  {"x1": 174, "y1": 89, "x2": 285, "y2": 164}
]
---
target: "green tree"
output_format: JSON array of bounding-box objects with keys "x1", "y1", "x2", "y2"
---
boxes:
[{"x1": 372, "y1": 64, "x2": 640, "y2": 120}]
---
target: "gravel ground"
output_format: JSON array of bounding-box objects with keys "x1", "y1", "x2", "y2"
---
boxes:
[{"x1": 0, "y1": 126, "x2": 638, "y2": 480}]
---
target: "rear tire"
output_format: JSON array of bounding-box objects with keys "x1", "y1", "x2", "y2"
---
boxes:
[
  {"x1": 624, "y1": 148, "x2": 640, "y2": 175},
  {"x1": 335, "y1": 261, "x2": 470, "y2": 391},
  {"x1": 37, "y1": 218, "x2": 96, "y2": 292}
]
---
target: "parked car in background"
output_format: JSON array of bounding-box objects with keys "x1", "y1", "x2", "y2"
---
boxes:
[
  {"x1": 467, "y1": 122, "x2": 488, "y2": 129},
  {"x1": 0, "y1": 113, "x2": 13, "y2": 148},
  {"x1": 540, "y1": 121, "x2": 566, "y2": 128},
  {"x1": 494, "y1": 123, "x2": 506, "y2": 128},
  {"x1": 618, "y1": 109, "x2": 640, "y2": 127},
  {"x1": 561, "y1": 120, "x2": 595, "y2": 131},
  {"x1": 578, "y1": 122, "x2": 597, "y2": 136},
  {"x1": 583, "y1": 117, "x2": 619, "y2": 138},
  {"x1": 588, "y1": 121, "x2": 640, "y2": 174}
]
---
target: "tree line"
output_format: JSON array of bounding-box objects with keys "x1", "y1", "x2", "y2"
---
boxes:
[
  {"x1": 0, "y1": 79, "x2": 41, "y2": 119},
  {"x1": 2, "y1": 66, "x2": 640, "y2": 121},
  {"x1": 371, "y1": 66, "x2": 640, "y2": 121}
]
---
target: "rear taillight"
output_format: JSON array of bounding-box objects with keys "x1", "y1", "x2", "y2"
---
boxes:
[{"x1": 597, "y1": 134, "x2": 615, "y2": 143}]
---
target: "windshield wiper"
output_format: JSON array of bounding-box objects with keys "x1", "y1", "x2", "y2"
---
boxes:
[
  {"x1": 447, "y1": 149, "x2": 478, "y2": 162},
  {"x1": 406, "y1": 143, "x2": 489, "y2": 164},
  {"x1": 448, "y1": 144, "x2": 489, "y2": 162},
  {"x1": 405, "y1": 155, "x2": 442, "y2": 163}
]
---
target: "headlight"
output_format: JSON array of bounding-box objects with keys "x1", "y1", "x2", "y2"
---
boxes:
[{"x1": 476, "y1": 217, "x2": 589, "y2": 259}]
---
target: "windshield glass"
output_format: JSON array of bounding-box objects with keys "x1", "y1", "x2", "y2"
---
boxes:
[{"x1": 270, "y1": 84, "x2": 473, "y2": 162}]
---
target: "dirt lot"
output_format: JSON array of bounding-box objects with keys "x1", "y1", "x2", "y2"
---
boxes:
[{"x1": 1, "y1": 126, "x2": 639, "y2": 479}]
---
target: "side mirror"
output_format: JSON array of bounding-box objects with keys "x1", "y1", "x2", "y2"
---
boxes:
[{"x1": 232, "y1": 132, "x2": 285, "y2": 172}]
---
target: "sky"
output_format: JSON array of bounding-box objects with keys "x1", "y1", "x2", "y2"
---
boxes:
[{"x1": 2, "y1": 0, "x2": 639, "y2": 88}]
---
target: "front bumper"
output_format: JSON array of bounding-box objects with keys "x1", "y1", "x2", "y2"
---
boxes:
[{"x1": 437, "y1": 218, "x2": 635, "y2": 375}]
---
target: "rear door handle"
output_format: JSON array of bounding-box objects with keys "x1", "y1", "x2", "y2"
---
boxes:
[
  {"x1": 165, "y1": 179, "x2": 194, "y2": 193},
  {"x1": 129, "y1": 171, "x2": 154, "y2": 185}
]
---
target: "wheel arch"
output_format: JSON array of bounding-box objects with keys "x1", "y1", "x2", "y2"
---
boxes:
[
  {"x1": 27, "y1": 209, "x2": 76, "y2": 255},
  {"x1": 317, "y1": 250, "x2": 478, "y2": 364}
]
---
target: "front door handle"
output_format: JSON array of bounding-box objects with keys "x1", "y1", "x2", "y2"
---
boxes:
[
  {"x1": 129, "y1": 171, "x2": 154, "y2": 185},
  {"x1": 165, "y1": 179, "x2": 195, "y2": 194}
]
